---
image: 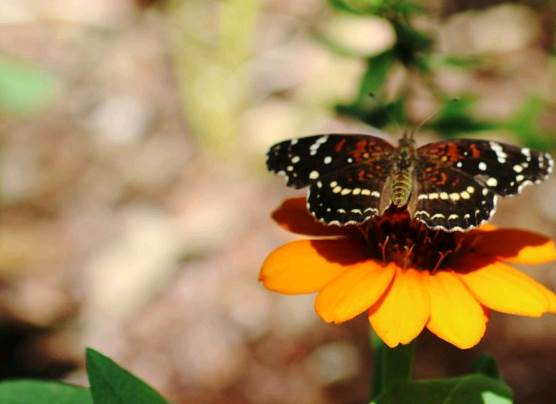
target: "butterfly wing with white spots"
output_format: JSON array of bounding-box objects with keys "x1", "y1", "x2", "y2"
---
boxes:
[
  {"x1": 266, "y1": 134, "x2": 396, "y2": 224},
  {"x1": 413, "y1": 139, "x2": 553, "y2": 231}
]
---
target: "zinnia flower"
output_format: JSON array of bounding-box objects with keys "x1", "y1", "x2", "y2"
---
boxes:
[{"x1": 260, "y1": 197, "x2": 556, "y2": 349}]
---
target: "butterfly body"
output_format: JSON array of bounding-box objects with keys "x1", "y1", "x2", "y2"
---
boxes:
[
  {"x1": 266, "y1": 133, "x2": 553, "y2": 232},
  {"x1": 390, "y1": 134, "x2": 416, "y2": 208}
]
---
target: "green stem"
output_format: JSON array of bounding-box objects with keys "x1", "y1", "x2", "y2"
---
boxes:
[{"x1": 370, "y1": 330, "x2": 416, "y2": 401}]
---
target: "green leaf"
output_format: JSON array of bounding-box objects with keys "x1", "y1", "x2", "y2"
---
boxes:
[
  {"x1": 503, "y1": 96, "x2": 555, "y2": 151},
  {"x1": 472, "y1": 354, "x2": 502, "y2": 380},
  {"x1": 428, "y1": 97, "x2": 498, "y2": 138},
  {"x1": 328, "y1": 0, "x2": 423, "y2": 16},
  {"x1": 335, "y1": 97, "x2": 405, "y2": 128},
  {"x1": 0, "y1": 55, "x2": 58, "y2": 115},
  {"x1": 426, "y1": 54, "x2": 483, "y2": 70},
  {"x1": 370, "y1": 374, "x2": 513, "y2": 404},
  {"x1": 86, "y1": 348, "x2": 169, "y2": 404},
  {"x1": 357, "y1": 51, "x2": 396, "y2": 101},
  {"x1": 391, "y1": 20, "x2": 432, "y2": 69},
  {"x1": 0, "y1": 380, "x2": 92, "y2": 404}
]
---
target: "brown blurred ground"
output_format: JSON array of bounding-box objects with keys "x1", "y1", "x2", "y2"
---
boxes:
[{"x1": 0, "y1": 1, "x2": 556, "y2": 403}]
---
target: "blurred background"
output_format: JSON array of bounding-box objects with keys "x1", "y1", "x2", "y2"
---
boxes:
[{"x1": 0, "y1": 0, "x2": 556, "y2": 403}]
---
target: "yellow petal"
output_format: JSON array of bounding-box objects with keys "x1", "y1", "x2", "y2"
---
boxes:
[
  {"x1": 472, "y1": 229, "x2": 556, "y2": 265},
  {"x1": 260, "y1": 239, "x2": 367, "y2": 294},
  {"x1": 458, "y1": 262, "x2": 549, "y2": 317},
  {"x1": 315, "y1": 262, "x2": 396, "y2": 323},
  {"x1": 369, "y1": 268, "x2": 430, "y2": 348},
  {"x1": 426, "y1": 271, "x2": 487, "y2": 349}
]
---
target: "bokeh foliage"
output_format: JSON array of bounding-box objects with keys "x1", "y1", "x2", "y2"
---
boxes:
[{"x1": 325, "y1": 0, "x2": 556, "y2": 151}]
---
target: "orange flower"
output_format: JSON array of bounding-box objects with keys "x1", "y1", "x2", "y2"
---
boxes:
[{"x1": 260, "y1": 198, "x2": 556, "y2": 349}]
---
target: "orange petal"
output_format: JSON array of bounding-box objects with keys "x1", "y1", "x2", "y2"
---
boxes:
[
  {"x1": 369, "y1": 268, "x2": 429, "y2": 348},
  {"x1": 272, "y1": 198, "x2": 359, "y2": 237},
  {"x1": 260, "y1": 239, "x2": 368, "y2": 294},
  {"x1": 315, "y1": 262, "x2": 396, "y2": 323},
  {"x1": 471, "y1": 229, "x2": 556, "y2": 265},
  {"x1": 533, "y1": 281, "x2": 556, "y2": 314},
  {"x1": 426, "y1": 271, "x2": 487, "y2": 349},
  {"x1": 458, "y1": 262, "x2": 549, "y2": 317}
]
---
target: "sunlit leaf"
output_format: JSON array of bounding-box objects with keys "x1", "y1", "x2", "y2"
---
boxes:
[
  {"x1": 86, "y1": 348, "x2": 168, "y2": 404},
  {"x1": 0, "y1": 380, "x2": 92, "y2": 404},
  {"x1": 0, "y1": 55, "x2": 58, "y2": 115}
]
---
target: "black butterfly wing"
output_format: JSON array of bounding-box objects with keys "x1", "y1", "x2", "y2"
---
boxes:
[
  {"x1": 412, "y1": 161, "x2": 498, "y2": 231},
  {"x1": 413, "y1": 139, "x2": 553, "y2": 231},
  {"x1": 267, "y1": 134, "x2": 396, "y2": 224}
]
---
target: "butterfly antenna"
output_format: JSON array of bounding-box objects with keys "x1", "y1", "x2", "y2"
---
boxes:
[{"x1": 410, "y1": 98, "x2": 459, "y2": 140}]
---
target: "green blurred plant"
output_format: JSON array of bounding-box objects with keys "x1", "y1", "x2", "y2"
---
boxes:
[
  {"x1": 165, "y1": 0, "x2": 259, "y2": 151},
  {"x1": 0, "y1": 348, "x2": 169, "y2": 404},
  {"x1": 0, "y1": 55, "x2": 58, "y2": 116},
  {"x1": 325, "y1": 0, "x2": 556, "y2": 151}
]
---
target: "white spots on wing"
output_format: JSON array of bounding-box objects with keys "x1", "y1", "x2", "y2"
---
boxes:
[
  {"x1": 516, "y1": 174, "x2": 524, "y2": 182},
  {"x1": 287, "y1": 165, "x2": 294, "y2": 172},
  {"x1": 347, "y1": 157, "x2": 354, "y2": 163},
  {"x1": 461, "y1": 191, "x2": 470, "y2": 200},
  {"x1": 337, "y1": 208, "x2": 346, "y2": 214},
  {"x1": 316, "y1": 181, "x2": 323, "y2": 188},
  {"x1": 513, "y1": 164, "x2": 523, "y2": 173},
  {"x1": 291, "y1": 155, "x2": 300, "y2": 164},
  {"x1": 486, "y1": 177, "x2": 498, "y2": 187},
  {"x1": 290, "y1": 139, "x2": 298, "y2": 146},
  {"x1": 309, "y1": 136, "x2": 328, "y2": 156},
  {"x1": 361, "y1": 189, "x2": 371, "y2": 196},
  {"x1": 428, "y1": 193, "x2": 439, "y2": 200},
  {"x1": 309, "y1": 170, "x2": 319, "y2": 180},
  {"x1": 277, "y1": 170, "x2": 286, "y2": 176},
  {"x1": 440, "y1": 192, "x2": 449, "y2": 200},
  {"x1": 466, "y1": 186, "x2": 475, "y2": 194},
  {"x1": 324, "y1": 156, "x2": 332, "y2": 164},
  {"x1": 330, "y1": 181, "x2": 338, "y2": 187},
  {"x1": 417, "y1": 194, "x2": 428, "y2": 200},
  {"x1": 352, "y1": 188, "x2": 361, "y2": 195},
  {"x1": 332, "y1": 186, "x2": 342, "y2": 194},
  {"x1": 464, "y1": 213, "x2": 471, "y2": 220},
  {"x1": 351, "y1": 208, "x2": 362, "y2": 214},
  {"x1": 456, "y1": 161, "x2": 463, "y2": 168},
  {"x1": 489, "y1": 141, "x2": 508, "y2": 164},
  {"x1": 371, "y1": 191, "x2": 380, "y2": 198},
  {"x1": 478, "y1": 162, "x2": 487, "y2": 171},
  {"x1": 448, "y1": 214, "x2": 459, "y2": 221},
  {"x1": 431, "y1": 213, "x2": 445, "y2": 220},
  {"x1": 341, "y1": 188, "x2": 351, "y2": 195},
  {"x1": 522, "y1": 147, "x2": 531, "y2": 160},
  {"x1": 449, "y1": 193, "x2": 460, "y2": 201},
  {"x1": 482, "y1": 188, "x2": 489, "y2": 196}
]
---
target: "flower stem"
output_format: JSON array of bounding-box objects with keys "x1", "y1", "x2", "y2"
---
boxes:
[{"x1": 370, "y1": 330, "x2": 416, "y2": 400}]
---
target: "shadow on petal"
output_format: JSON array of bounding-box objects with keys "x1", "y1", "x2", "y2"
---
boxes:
[
  {"x1": 272, "y1": 197, "x2": 360, "y2": 237},
  {"x1": 470, "y1": 229, "x2": 556, "y2": 265}
]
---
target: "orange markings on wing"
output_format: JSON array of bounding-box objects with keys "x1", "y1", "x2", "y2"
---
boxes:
[
  {"x1": 335, "y1": 138, "x2": 347, "y2": 152},
  {"x1": 470, "y1": 143, "x2": 481, "y2": 159}
]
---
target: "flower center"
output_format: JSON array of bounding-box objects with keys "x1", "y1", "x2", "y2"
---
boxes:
[{"x1": 361, "y1": 207, "x2": 465, "y2": 271}]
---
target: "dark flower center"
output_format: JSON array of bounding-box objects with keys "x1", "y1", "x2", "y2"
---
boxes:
[{"x1": 360, "y1": 207, "x2": 470, "y2": 271}]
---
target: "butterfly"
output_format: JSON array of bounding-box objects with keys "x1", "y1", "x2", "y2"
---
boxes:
[{"x1": 266, "y1": 133, "x2": 553, "y2": 231}]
